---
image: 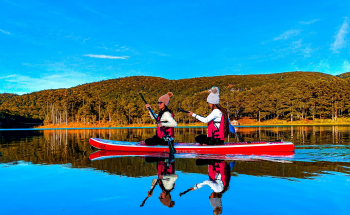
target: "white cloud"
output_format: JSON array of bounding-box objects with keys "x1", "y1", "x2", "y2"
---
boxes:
[
  {"x1": 331, "y1": 18, "x2": 349, "y2": 53},
  {"x1": 314, "y1": 60, "x2": 331, "y2": 73},
  {"x1": 343, "y1": 60, "x2": 350, "y2": 72},
  {"x1": 290, "y1": 40, "x2": 302, "y2": 49},
  {"x1": 274, "y1": 30, "x2": 300, "y2": 40},
  {"x1": 0, "y1": 29, "x2": 10, "y2": 35},
  {"x1": 290, "y1": 39, "x2": 313, "y2": 57},
  {"x1": 0, "y1": 74, "x2": 16, "y2": 79},
  {"x1": 300, "y1": 19, "x2": 319, "y2": 25},
  {"x1": 302, "y1": 46, "x2": 312, "y2": 57},
  {"x1": 0, "y1": 71, "x2": 98, "y2": 95},
  {"x1": 84, "y1": 54, "x2": 129, "y2": 59}
]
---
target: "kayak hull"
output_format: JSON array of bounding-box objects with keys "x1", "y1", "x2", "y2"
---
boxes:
[
  {"x1": 89, "y1": 150, "x2": 295, "y2": 161},
  {"x1": 89, "y1": 138, "x2": 295, "y2": 154}
]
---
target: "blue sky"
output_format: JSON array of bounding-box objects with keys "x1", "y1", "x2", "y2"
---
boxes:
[{"x1": 0, "y1": 0, "x2": 349, "y2": 94}]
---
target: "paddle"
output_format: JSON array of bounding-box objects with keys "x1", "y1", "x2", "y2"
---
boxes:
[
  {"x1": 177, "y1": 108, "x2": 189, "y2": 113},
  {"x1": 179, "y1": 188, "x2": 193, "y2": 197},
  {"x1": 139, "y1": 93, "x2": 176, "y2": 154},
  {"x1": 140, "y1": 180, "x2": 159, "y2": 207},
  {"x1": 228, "y1": 119, "x2": 236, "y2": 134},
  {"x1": 180, "y1": 106, "x2": 236, "y2": 135}
]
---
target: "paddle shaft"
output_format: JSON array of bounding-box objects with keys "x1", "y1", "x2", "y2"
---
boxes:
[
  {"x1": 139, "y1": 93, "x2": 176, "y2": 154},
  {"x1": 140, "y1": 180, "x2": 159, "y2": 207},
  {"x1": 177, "y1": 108, "x2": 189, "y2": 113},
  {"x1": 179, "y1": 188, "x2": 193, "y2": 197}
]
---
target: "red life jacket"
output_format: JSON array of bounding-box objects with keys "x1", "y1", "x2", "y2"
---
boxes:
[
  {"x1": 208, "y1": 161, "x2": 227, "y2": 187},
  {"x1": 158, "y1": 161, "x2": 175, "y2": 189},
  {"x1": 158, "y1": 161, "x2": 175, "y2": 175},
  {"x1": 156, "y1": 111, "x2": 175, "y2": 138},
  {"x1": 207, "y1": 114, "x2": 225, "y2": 140}
]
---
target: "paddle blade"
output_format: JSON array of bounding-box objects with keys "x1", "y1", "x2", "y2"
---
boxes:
[
  {"x1": 229, "y1": 124, "x2": 236, "y2": 133},
  {"x1": 228, "y1": 119, "x2": 236, "y2": 134}
]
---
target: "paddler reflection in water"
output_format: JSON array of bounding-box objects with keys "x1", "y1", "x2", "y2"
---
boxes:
[
  {"x1": 144, "y1": 157, "x2": 178, "y2": 208},
  {"x1": 188, "y1": 87, "x2": 230, "y2": 145},
  {"x1": 143, "y1": 92, "x2": 177, "y2": 145},
  {"x1": 180, "y1": 160, "x2": 234, "y2": 215}
]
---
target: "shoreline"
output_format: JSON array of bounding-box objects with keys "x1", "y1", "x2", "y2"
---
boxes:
[{"x1": 2, "y1": 123, "x2": 350, "y2": 131}]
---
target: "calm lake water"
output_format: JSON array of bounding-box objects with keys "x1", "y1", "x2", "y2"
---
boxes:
[{"x1": 1, "y1": 126, "x2": 350, "y2": 215}]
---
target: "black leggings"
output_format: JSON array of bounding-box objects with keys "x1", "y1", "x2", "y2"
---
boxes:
[
  {"x1": 145, "y1": 135, "x2": 170, "y2": 146},
  {"x1": 195, "y1": 134, "x2": 224, "y2": 145}
]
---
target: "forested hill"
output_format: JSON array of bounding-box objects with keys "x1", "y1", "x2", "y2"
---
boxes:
[
  {"x1": 337, "y1": 72, "x2": 350, "y2": 79},
  {"x1": 0, "y1": 93, "x2": 17, "y2": 105},
  {"x1": 0, "y1": 71, "x2": 350, "y2": 127}
]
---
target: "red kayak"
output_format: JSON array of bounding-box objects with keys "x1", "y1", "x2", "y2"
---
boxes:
[
  {"x1": 89, "y1": 138, "x2": 295, "y2": 154},
  {"x1": 89, "y1": 150, "x2": 295, "y2": 162}
]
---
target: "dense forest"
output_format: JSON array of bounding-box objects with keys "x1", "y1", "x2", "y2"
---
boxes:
[{"x1": 0, "y1": 71, "x2": 350, "y2": 127}]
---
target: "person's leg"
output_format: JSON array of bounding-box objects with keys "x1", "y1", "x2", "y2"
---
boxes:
[
  {"x1": 206, "y1": 138, "x2": 225, "y2": 145},
  {"x1": 195, "y1": 134, "x2": 211, "y2": 144},
  {"x1": 145, "y1": 135, "x2": 168, "y2": 145},
  {"x1": 145, "y1": 135, "x2": 160, "y2": 145},
  {"x1": 196, "y1": 159, "x2": 216, "y2": 166},
  {"x1": 216, "y1": 139, "x2": 225, "y2": 145}
]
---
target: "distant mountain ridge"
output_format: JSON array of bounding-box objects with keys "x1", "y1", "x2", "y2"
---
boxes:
[
  {"x1": 0, "y1": 71, "x2": 349, "y2": 128},
  {"x1": 337, "y1": 72, "x2": 350, "y2": 79},
  {"x1": 0, "y1": 93, "x2": 17, "y2": 105}
]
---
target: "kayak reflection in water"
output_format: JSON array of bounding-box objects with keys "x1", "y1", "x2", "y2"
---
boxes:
[
  {"x1": 143, "y1": 92, "x2": 177, "y2": 146},
  {"x1": 143, "y1": 157, "x2": 178, "y2": 208},
  {"x1": 181, "y1": 160, "x2": 234, "y2": 215},
  {"x1": 187, "y1": 87, "x2": 230, "y2": 145}
]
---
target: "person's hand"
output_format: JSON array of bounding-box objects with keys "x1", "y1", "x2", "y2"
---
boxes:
[
  {"x1": 148, "y1": 191, "x2": 153, "y2": 197},
  {"x1": 157, "y1": 122, "x2": 163, "y2": 127},
  {"x1": 145, "y1": 104, "x2": 151, "y2": 109},
  {"x1": 158, "y1": 175, "x2": 164, "y2": 180},
  {"x1": 188, "y1": 111, "x2": 193, "y2": 116}
]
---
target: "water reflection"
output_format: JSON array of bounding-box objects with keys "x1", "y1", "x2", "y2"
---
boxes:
[
  {"x1": 1, "y1": 126, "x2": 350, "y2": 214},
  {"x1": 180, "y1": 160, "x2": 233, "y2": 215},
  {"x1": 1, "y1": 126, "x2": 350, "y2": 178},
  {"x1": 141, "y1": 156, "x2": 177, "y2": 208}
]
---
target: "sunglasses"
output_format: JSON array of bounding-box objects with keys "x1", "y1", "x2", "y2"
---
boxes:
[{"x1": 158, "y1": 102, "x2": 163, "y2": 104}]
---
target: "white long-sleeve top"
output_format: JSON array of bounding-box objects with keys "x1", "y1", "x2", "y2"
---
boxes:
[
  {"x1": 192, "y1": 109, "x2": 222, "y2": 129},
  {"x1": 193, "y1": 173, "x2": 224, "y2": 193},
  {"x1": 149, "y1": 111, "x2": 177, "y2": 127},
  {"x1": 151, "y1": 174, "x2": 178, "y2": 190}
]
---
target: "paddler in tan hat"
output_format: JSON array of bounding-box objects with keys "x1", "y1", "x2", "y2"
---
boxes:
[{"x1": 144, "y1": 92, "x2": 177, "y2": 145}]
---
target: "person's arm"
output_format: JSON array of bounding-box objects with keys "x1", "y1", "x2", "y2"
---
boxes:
[
  {"x1": 150, "y1": 179, "x2": 157, "y2": 189},
  {"x1": 160, "y1": 112, "x2": 177, "y2": 127},
  {"x1": 193, "y1": 180, "x2": 224, "y2": 192},
  {"x1": 191, "y1": 109, "x2": 221, "y2": 124},
  {"x1": 148, "y1": 179, "x2": 158, "y2": 197},
  {"x1": 146, "y1": 104, "x2": 158, "y2": 119},
  {"x1": 148, "y1": 110, "x2": 158, "y2": 120},
  {"x1": 192, "y1": 180, "x2": 210, "y2": 190}
]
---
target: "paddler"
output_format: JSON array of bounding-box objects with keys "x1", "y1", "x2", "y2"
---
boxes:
[
  {"x1": 187, "y1": 87, "x2": 229, "y2": 145},
  {"x1": 146, "y1": 158, "x2": 178, "y2": 208},
  {"x1": 144, "y1": 92, "x2": 177, "y2": 145},
  {"x1": 181, "y1": 160, "x2": 233, "y2": 215}
]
